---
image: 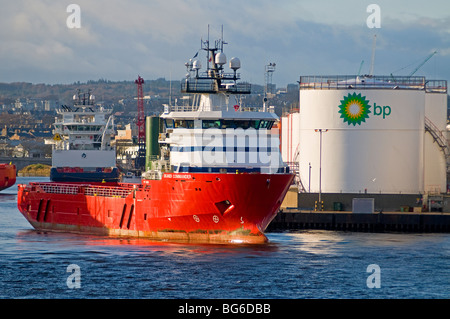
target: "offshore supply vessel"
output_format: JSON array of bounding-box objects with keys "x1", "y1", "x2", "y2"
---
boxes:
[
  {"x1": 17, "y1": 32, "x2": 294, "y2": 244},
  {"x1": 0, "y1": 163, "x2": 16, "y2": 191},
  {"x1": 49, "y1": 90, "x2": 120, "y2": 182}
]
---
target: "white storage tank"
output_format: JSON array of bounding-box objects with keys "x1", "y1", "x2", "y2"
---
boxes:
[
  {"x1": 281, "y1": 112, "x2": 301, "y2": 164},
  {"x1": 424, "y1": 81, "x2": 448, "y2": 193},
  {"x1": 298, "y1": 75, "x2": 430, "y2": 194}
]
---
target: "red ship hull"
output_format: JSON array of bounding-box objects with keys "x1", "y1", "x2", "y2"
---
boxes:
[
  {"x1": 17, "y1": 172, "x2": 294, "y2": 244},
  {"x1": 0, "y1": 163, "x2": 16, "y2": 191}
]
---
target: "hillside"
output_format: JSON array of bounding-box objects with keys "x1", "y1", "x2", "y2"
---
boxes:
[{"x1": 0, "y1": 78, "x2": 181, "y2": 105}]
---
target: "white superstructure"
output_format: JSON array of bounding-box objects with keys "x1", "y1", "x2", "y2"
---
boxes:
[
  {"x1": 52, "y1": 90, "x2": 116, "y2": 169},
  {"x1": 149, "y1": 31, "x2": 288, "y2": 177}
]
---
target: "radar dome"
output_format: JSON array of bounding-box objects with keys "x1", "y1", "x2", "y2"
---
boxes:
[
  {"x1": 215, "y1": 52, "x2": 226, "y2": 65},
  {"x1": 193, "y1": 60, "x2": 202, "y2": 70},
  {"x1": 229, "y1": 57, "x2": 241, "y2": 70}
]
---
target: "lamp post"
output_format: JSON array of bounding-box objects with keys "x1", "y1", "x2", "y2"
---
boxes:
[
  {"x1": 315, "y1": 129, "x2": 328, "y2": 210},
  {"x1": 308, "y1": 162, "x2": 311, "y2": 193}
]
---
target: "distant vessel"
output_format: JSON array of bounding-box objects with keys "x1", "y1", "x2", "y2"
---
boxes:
[
  {"x1": 17, "y1": 29, "x2": 293, "y2": 244},
  {"x1": 0, "y1": 163, "x2": 16, "y2": 191},
  {"x1": 49, "y1": 90, "x2": 120, "y2": 182}
]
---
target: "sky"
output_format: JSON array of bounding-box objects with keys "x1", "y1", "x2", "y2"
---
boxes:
[{"x1": 1, "y1": 0, "x2": 449, "y2": 87}]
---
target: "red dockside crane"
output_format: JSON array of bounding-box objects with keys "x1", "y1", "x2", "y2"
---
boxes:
[{"x1": 135, "y1": 75, "x2": 146, "y2": 170}]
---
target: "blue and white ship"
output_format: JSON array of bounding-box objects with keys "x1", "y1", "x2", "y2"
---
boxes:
[{"x1": 50, "y1": 90, "x2": 120, "y2": 182}]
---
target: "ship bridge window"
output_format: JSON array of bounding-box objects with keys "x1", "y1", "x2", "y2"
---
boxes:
[
  {"x1": 250, "y1": 120, "x2": 260, "y2": 129},
  {"x1": 164, "y1": 119, "x2": 174, "y2": 128},
  {"x1": 76, "y1": 125, "x2": 101, "y2": 132},
  {"x1": 174, "y1": 120, "x2": 194, "y2": 128},
  {"x1": 221, "y1": 120, "x2": 261, "y2": 129},
  {"x1": 200, "y1": 119, "x2": 275, "y2": 130},
  {"x1": 174, "y1": 120, "x2": 185, "y2": 128},
  {"x1": 221, "y1": 120, "x2": 236, "y2": 129},
  {"x1": 202, "y1": 120, "x2": 221, "y2": 129},
  {"x1": 259, "y1": 120, "x2": 274, "y2": 129},
  {"x1": 240, "y1": 121, "x2": 250, "y2": 129}
]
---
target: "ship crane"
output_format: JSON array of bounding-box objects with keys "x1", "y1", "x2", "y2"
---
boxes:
[
  {"x1": 408, "y1": 51, "x2": 437, "y2": 77},
  {"x1": 390, "y1": 51, "x2": 438, "y2": 79},
  {"x1": 135, "y1": 75, "x2": 146, "y2": 170}
]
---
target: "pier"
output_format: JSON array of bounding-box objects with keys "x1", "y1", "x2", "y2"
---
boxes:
[
  {"x1": 0, "y1": 156, "x2": 51, "y2": 171},
  {"x1": 267, "y1": 209, "x2": 450, "y2": 232},
  {"x1": 268, "y1": 186, "x2": 450, "y2": 232}
]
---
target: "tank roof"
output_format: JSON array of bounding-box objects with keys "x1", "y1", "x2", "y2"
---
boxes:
[{"x1": 299, "y1": 75, "x2": 447, "y2": 93}]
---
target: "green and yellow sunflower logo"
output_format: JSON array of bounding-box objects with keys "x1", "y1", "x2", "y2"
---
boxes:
[{"x1": 338, "y1": 93, "x2": 371, "y2": 126}]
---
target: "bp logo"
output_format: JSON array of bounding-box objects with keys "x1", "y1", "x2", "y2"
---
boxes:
[
  {"x1": 338, "y1": 92, "x2": 391, "y2": 126},
  {"x1": 338, "y1": 93, "x2": 371, "y2": 126}
]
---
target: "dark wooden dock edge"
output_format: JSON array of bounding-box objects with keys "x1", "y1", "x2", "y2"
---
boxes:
[{"x1": 267, "y1": 210, "x2": 450, "y2": 232}]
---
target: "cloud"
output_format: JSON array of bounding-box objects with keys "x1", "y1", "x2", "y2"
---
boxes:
[{"x1": 0, "y1": 0, "x2": 449, "y2": 86}]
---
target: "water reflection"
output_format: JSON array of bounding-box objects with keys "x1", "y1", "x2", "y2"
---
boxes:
[
  {"x1": 267, "y1": 230, "x2": 450, "y2": 257},
  {"x1": 268, "y1": 230, "x2": 346, "y2": 256},
  {"x1": 0, "y1": 193, "x2": 16, "y2": 202},
  {"x1": 14, "y1": 228, "x2": 280, "y2": 259}
]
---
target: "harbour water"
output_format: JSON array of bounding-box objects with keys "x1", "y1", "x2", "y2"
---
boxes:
[{"x1": 0, "y1": 177, "x2": 448, "y2": 299}]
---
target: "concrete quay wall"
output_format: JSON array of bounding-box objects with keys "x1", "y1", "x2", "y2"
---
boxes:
[{"x1": 267, "y1": 210, "x2": 450, "y2": 233}]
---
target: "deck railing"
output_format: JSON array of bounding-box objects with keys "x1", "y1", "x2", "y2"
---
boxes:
[{"x1": 30, "y1": 182, "x2": 136, "y2": 198}]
